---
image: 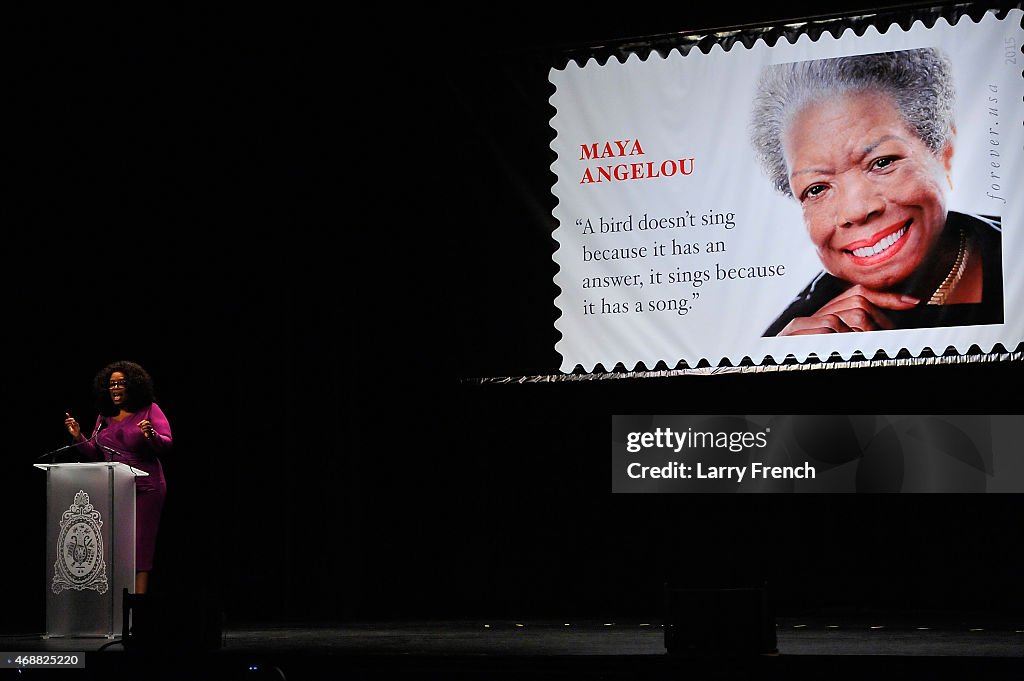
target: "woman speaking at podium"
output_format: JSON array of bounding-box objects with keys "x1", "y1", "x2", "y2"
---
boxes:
[{"x1": 63, "y1": 360, "x2": 172, "y2": 595}]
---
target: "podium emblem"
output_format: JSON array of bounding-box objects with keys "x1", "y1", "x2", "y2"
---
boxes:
[{"x1": 52, "y1": 490, "x2": 108, "y2": 594}]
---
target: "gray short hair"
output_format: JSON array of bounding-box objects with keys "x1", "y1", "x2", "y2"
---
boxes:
[{"x1": 749, "y1": 48, "x2": 956, "y2": 198}]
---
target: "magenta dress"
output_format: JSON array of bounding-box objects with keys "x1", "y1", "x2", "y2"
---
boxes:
[{"x1": 78, "y1": 403, "x2": 171, "y2": 572}]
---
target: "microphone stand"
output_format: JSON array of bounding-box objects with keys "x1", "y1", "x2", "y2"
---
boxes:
[
  {"x1": 37, "y1": 419, "x2": 144, "y2": 476},
  {"x1": 36, "y1": 442, "x2": 82, "y2": 461},
  {"x1": 96, "y1": 442, "x2": 145, "y2": 477},
  {"x1": 36, "y1": 420, "x2": 104, "y2": 461}
]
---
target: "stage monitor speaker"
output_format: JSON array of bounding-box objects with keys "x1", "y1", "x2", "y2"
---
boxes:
[
  {"x1": 664, "y1": 586, "x2": 777, "y2": 656},
  {"x1": 122, "y1": 588, "x2": 225, "y2": 653}
]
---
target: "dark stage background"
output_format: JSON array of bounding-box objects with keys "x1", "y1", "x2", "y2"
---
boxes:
[{"x1": 4, "y1": 2, "x2": 1022, "y2": 636}]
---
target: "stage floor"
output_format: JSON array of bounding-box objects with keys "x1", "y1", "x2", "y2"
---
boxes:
[{"x1": 1, "y1": 615, "x2": 1021, "y2": 680}]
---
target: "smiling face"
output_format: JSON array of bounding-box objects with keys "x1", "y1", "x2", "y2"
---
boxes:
[
  {"x1": 783, "y1": 91, "x2": 953, "y2": 292},
  {"x1": 108, "y1": 371, "x2": 128, "y2": 408}
]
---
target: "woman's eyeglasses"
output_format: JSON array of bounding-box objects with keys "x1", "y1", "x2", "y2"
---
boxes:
[{"x1": 108, "y1": 380, "x2": 128, "y2": 389}]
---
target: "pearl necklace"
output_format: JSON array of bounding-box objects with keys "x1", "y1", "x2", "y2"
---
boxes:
[{"x1": 927, "y1": 228, "x2": 968, "y2": 306}]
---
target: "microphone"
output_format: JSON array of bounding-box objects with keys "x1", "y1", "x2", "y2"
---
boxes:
[
  {"x1": 86, "y1": 417, "x2": 135, "y2": 466},
  {"x1": 92, "y1": 419, "x2": 118, "y2": 461},
  {"x1": 98, "y1": 443, "x2": 123, "y2": 462}
]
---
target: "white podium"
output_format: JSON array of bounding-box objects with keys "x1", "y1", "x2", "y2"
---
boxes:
[{"x1": 34, "y1": 462, "x2": 148, "y2": 638}]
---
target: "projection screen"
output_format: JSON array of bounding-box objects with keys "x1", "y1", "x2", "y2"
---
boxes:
[{"x1": 549, "y1": 7, "x2": 1023, "y2": 374}]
